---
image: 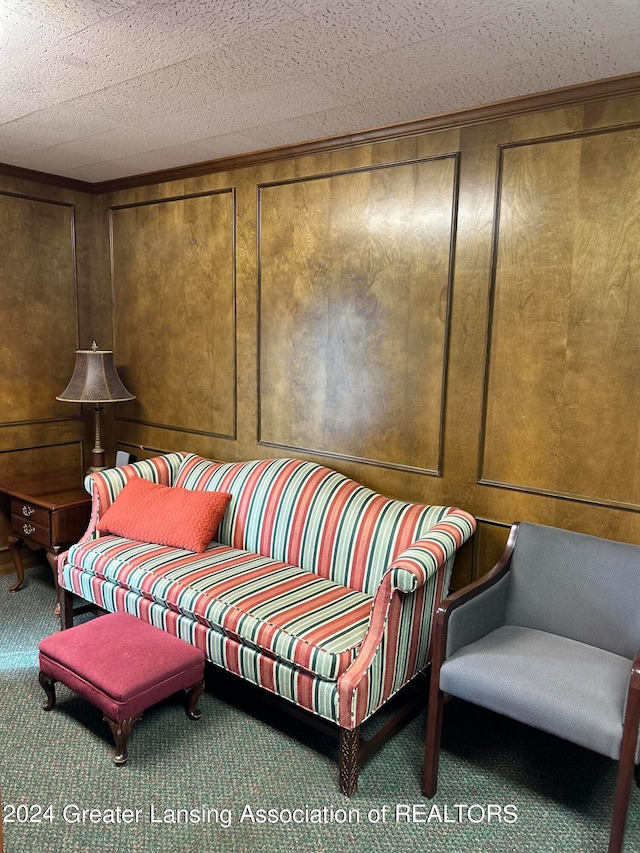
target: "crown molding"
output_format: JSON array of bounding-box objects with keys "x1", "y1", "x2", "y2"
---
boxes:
[
  {"x1": 92, "y1": 72, "x2": 640, "y2": 193},
  {"x1": 2, "y1": 72, "x2": 640, "y2": 196},
  {"x1": 0, "y1": 161, "x2": 93, "y2": 194}
]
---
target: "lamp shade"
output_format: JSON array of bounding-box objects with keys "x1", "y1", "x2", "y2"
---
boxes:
[{"x1": 57, "y1": 343, "x2": 135, "y2": 403}]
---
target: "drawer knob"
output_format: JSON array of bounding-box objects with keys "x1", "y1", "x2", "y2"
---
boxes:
[
  {"x1": 23, "y1": 523, "x2": 36, "y2": 536},
  {"x1": 22, "y1": 505, "x2": 35, "y2": 517}
]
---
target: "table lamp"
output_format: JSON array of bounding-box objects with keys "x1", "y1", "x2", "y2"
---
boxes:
[{"x1": 57, "y1": 342, "x2": 135, "y2": 472}]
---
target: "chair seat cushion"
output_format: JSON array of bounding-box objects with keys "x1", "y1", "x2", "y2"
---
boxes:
[
  {"x1": 66, "y1": 537, "x2": 373, "y2": 681},
  {"x1": 38, "y1": 613, "x2": 205, "y2": 722},
  {"x1": 440, "y1": 625, "x2": 635, "y2": 761}
]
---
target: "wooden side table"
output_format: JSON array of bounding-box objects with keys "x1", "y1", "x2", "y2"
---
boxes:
[{"x1": 0, "y1": 471, "x2": 91, "y2": 615}]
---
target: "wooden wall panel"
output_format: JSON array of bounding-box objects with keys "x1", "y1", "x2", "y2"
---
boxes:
[
  {"x1": 110, "y1": 190, "x2": 236, "y2": 439},
  {"x1": 258, "y1": 156, "x2": 458, "y2": 473},
  {"x1": 0, "y1": 191, "x2": 79, "y2": 424},
  {"x1": 481, "y1": 126, "x2": 640, "y2": 509},
  {"x1": 471, "y1": 520, "x2": 512, "y2": 584},
  {"x1": 0, "y1": 175, "x2": 93, "y2": 576},
  {"x1": 0, "y1": 441, "x2": 82, "y2": 479}
]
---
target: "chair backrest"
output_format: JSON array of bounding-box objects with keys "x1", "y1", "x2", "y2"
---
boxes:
[{"x1": 505, "y1": 522, "x2": 640, "y2": 660}]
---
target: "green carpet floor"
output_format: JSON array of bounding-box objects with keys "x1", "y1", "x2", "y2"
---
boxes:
[{"x1": 1, "y1": 565, "x2": 638, "y2": 853}]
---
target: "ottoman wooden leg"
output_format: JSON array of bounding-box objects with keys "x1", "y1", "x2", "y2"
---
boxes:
[
  {"x1": 39, "y1": 671, "x2": 57, "y2": 711},
  {"x1": 185, "y1": 680, "x2": 205, "y2": 720},
  {"x1": 104, "y1": 714, "x2": 142, "y2": 766}
]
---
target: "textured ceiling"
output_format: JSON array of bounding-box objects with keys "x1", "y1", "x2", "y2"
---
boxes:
[{"x1": 0, "y1": 0, "x2": 638, "y2": 183}]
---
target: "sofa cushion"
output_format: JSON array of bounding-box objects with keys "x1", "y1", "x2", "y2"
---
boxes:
[
  {"x1": 67, "y1": 537, "x2": 373, "y2": 681},
  {"x1": 97, "y1": 478, "x2": 232, "y2": 552}
]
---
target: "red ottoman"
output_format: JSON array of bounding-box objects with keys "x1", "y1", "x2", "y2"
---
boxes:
[{"x1": 38, "y1": 612, "x2": 205, "y2": 764}]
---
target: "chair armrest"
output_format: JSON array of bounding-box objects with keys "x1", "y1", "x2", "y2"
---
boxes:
[
  {"x1": 434, "y1": 522, "x2": 519, "y2": 662},
  {"x1": 630, "y1": 650, "x2": 640, "y2": 690},
  {"x1": 624, "y1": 649, "x2": 640, "y2": 718}
]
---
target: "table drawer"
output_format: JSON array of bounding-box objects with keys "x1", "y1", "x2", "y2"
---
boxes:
[
  {"x1": 11, "y1": 499, "x2": 50, "y2": 528},
  {"x1": 11, "y1": 514, "x2": 51, "y2": 548}
]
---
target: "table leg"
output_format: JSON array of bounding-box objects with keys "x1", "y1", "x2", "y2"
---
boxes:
[
  {"x1": 7, "y1": 534, "x2": 25, "y2": 592},
  {"x1": 46, "y1": 550, "x2": 61, "y2": 617}
]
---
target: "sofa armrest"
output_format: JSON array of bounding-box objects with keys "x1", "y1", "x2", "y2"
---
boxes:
[
  {"x1": 385, "y1": 508, "x2": 477, "y2": 593},
  {"x1": 336, "y1": 508, "x2": 476, "y2": 728},
  {"x1": 85, "y1": 452, "x2": 187, "y2": 521}
]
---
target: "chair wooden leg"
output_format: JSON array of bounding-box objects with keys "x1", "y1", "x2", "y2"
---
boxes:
[
  {"x1": 422, "y1": 685, "x2": 444, "y2": 797},
  {"x1": 339, "y1": 727, "x2": 360, "y2": 796},
  {"x1": 608, "y1": 664, "x2": 640, "y2": 853},
  {"x1": 609, "y1": 752, "x2": 638, "y2": 853}
]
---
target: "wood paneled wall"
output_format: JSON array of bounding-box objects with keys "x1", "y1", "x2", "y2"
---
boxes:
[
  {"x1": 0, "y1": 176, "x2": 104, "y2": 567},
  {"x1": 2, "y1": 83, "x2": 640, "y2": 587},
  {"x1": 101, "y1": 89, "x2": 640, "y2": 587}
]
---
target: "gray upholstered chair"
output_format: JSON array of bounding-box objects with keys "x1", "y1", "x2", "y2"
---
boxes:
[{"x1": 423, "y1": 521, "x2": 640, "y2": 853}]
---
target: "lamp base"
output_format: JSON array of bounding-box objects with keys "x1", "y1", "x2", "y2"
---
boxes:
[
  {"x1": 90, "y1": 448, "x2": 106, "y2": 472},
  {"x1": 89, "y1": 408, "x2": 107, "y2": 473}
]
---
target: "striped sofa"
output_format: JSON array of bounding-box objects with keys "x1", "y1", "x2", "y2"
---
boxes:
[{"x1": 58, "y1": 452, "x2": 476, "y2": 794}]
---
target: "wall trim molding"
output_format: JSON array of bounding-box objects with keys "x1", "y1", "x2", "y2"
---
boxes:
[
  {"x1": 256, "y1": 153, "x2": 460, "y2": 477},
  {"x1": 0, "y1": 191, "x2": 81, "y2": 425},
  {"x1": 2, "y1": 73, "x2": 639, "y2": 196},
  {"x1": 92, "y1": 72, "x2": 640, "y2": 193},
  {"x1": 256, "y1": 440, "x2": 442, "y2": 478},
  {"x1": 109, "y1": 188, "x2": 238, "y2": 441},
  {"x1": 477, "y1": 120, "x2": 640, "y2": 513},
  {"x1": 0, "y1": 161, "x2": 93, "y2": 194},
  {"x1": 478, "y1": 478, "x2": 640, "y2": 515}
]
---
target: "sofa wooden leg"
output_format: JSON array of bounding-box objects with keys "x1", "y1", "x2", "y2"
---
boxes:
[
  {"x1": 104, "y1": 714, "x2": 142, "y2": 765},
  {"x1": 339, "y1": 727, "x2": 360, "y2": 796},
  {"x1": 59, "y1": 588, "x2": 74, "y2": 630}
]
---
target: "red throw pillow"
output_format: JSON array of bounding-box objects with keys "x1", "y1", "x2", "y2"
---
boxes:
[{"x1": 97, "y1": 478, "x2": 231, "y2": 552}]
